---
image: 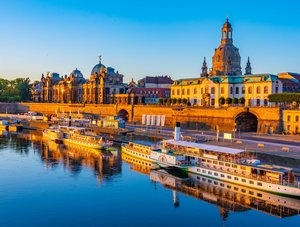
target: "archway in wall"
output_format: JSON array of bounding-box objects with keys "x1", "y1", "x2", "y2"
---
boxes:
[
  {"x1": 235, "y1": 112, "x2": 258, "y2": 132},
  {"x1": 118, "y1": 109, "x2": 129, "y2": 121}
]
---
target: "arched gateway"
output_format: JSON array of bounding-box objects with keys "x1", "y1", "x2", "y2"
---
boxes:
[
  {"x1": 235, "y1": 112, "x2": 258, "y2": 132},
  {"x1": 118, "y1": 109, "x2": 129, "y2": 121}
]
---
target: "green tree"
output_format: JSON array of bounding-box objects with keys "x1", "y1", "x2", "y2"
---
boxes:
[
  {"x1": 239, "y1": 97, "x2": 245, "y2": 104},
  {"x1": 225, "y1": 97, "x2": 232, "y2": 104},
  {"x1": 232, "y1": 98, "x2": 238, "y2": 104},
  {"x1": 158, "y1": 98, "x2": 164, "y2": 105},
  {"x1": 172, "y1": 98, "x2": 177, "y2": 105},
  {"x1": 167, "y1": 98, "x2": 172, "y2": 105},
  {"x1": 219, "y1": 97, "x2": 225, "y2": 105}
]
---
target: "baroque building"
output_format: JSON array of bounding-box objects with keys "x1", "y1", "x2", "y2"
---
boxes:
[
  {"x1": 170, "y1": 19, "x2": 298, "y2": 108},
  {"x1": 38, "y1": 58, "x2": 127, "y2": 104}
]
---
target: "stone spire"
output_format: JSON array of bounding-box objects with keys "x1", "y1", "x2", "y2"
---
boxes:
[
  {"x1": 201, "y1": 57, "x2": 208, "y2": 77},
  {"x1": 245, "y1": 57, "x2": 252, "y2": 75}
]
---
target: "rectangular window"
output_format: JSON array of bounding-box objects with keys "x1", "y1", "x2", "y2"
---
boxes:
[
  {"x1": 249, "y1": 181, "x2": 254, "y2": 184},
  {"x1": 287, "y1": 115, "x2": 291, "y2": 121},
  {"x1": 296, "y1": 116, "x2": 299, "y2": 122}
]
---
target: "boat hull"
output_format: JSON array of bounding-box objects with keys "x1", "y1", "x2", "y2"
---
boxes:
[
  {"x1": 188, "y1": 166, "x2": 300, "y2": 199},
  {"x1": 63, "y1": 139, "x2": 104, "y2": 150}
]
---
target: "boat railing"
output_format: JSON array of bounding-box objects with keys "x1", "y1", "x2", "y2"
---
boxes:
[{"x1": 197, "y1": 163, "x2": 300, "y2": 188}]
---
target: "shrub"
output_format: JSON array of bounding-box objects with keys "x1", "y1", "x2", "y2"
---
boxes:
[
  {"x1": 225, "y1": 97, "x2": 232, "y2": 104},
  {"x1": 232, "y1": 98, "x2": 239, "y2": 104},
  {"x1": 219, "y1": 97, "x2": 225, "y2": 105},
  {"x1": 239, "y1": 97, "x2": 245, "y2": 104}
]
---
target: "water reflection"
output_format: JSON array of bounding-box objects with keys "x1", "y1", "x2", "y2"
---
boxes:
[
  {"x1": 4, "y1": 131, "x2": 122, "y2": 183},
  {"x1": 122, "y1": 151, "x2": 300, "y2": 219}
]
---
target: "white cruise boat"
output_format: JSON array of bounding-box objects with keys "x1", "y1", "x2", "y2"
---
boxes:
[
  {"x1": 159, "y1": 123, "x2": 300, "y2": 198},
  {"x1": 121, "y1": 142, "x2": 155, "y2": 163}
]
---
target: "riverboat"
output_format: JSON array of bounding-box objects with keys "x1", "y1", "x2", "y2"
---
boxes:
[
  {"x1": 62, "y1": 126, "x2": 113, "y2": 150},
  {"x1": 42, "y1": 126, "x2": 64, "y2": 143},
  {"x1": 121, "y1": 142, "x2": 154, "y2": 163},
  {"x1": 158, "y1": 123, "x2": 300, "y2": 198}
]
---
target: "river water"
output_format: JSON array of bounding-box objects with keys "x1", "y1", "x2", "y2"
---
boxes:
[{"x1": 0, "y1": 131, "x2": 299, "y2": 227}]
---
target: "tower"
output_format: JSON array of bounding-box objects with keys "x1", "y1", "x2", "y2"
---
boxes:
[
  {"x1": 210, "y1": 18, "x2": 242, "y2": 76},
  {"x1": 201, "y1": 57, "x2": 208, "y2": 78},
  {"x1": 245, "y1": 57, "x2": 252, "y2": 75}
]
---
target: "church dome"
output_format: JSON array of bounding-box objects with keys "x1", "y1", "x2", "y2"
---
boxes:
[
  {"x1": 91, "y1": 62, "x2": 106, "y2": 76},
  {"x1": 70, "y1": 68, "x2": 83, "y2": 78}
]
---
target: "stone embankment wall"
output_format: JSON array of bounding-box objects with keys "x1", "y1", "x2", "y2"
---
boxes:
[{"x1": 0, "y1": 102, "x2": 282, "y2": 133}]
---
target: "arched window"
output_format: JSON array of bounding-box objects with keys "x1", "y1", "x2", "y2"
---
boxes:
[
  {"x1": 264, "y1": 86, "x2": 268, "y2": 94},
  {"x1": 205, "y1": 86, "x2": 209, "y2": 93},
  {"x1": 201, "y1": 88, "x2": 203, "y2": 94},
  {"x1": 230, "y1": 87, "x2": 233, "y2": 94},
  {"x1": 177, "y1": 89, "x2": 180, "y2": 95},
  {"x1": 182, "y1": 89, "x2": 185, "y2": 95},
  {"x1": 235, "y1": 87, "x2": 239, "y2": 94},
  {"x1": 256, "y1": 86, "x2": 261, "y2": 94},
  {"x1": 172, "y1": 90, "x2": 175, "y2": 96},
  {"x1": 242, "y1": 87, "x2": 245, "y2": 94},
  {"x1": 187, "y1": 89, "x2": 190, "y2": 95},
  {"x1": 248, "y1": 87, "x2": 252, "y2": 94},
  {"x1": 194, "y1": 88, "x2": 197, "y2": 95},
  {"x1": 211, "y1": 87, "x2": 215, "y2": 94},
  {"x1": 221, "y1": 87, "x2": 224, "y2": 94}
]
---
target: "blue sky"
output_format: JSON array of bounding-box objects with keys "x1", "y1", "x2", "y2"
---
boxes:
[{"x1": 0, "y1": 0, "x2": 300, "y2": 82}]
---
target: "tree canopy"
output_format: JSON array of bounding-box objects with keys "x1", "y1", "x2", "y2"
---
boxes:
[
  {"x1": 268, "y1": 93, "x2": 300, "y2": 103},
  {"x1": 0, "y1": 77, "x2": 32, "y2": 102}
]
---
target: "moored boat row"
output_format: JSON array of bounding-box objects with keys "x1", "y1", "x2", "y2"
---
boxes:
[{"x1": 121, "y1": 123, "x2": 300, "y2": 198}]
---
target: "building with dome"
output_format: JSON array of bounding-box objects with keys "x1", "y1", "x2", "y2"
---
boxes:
[
  {"x1": 171, "y1": 19, "x2": 300, "y2": 108},
  {"x1": 38, "y1": 59, "x2": 127, "y2": 104},
  {"x1": 82, "y1": 59, "x2": 126, "y2": 104},
  {"x1": 52, "y1": 68, "x2": 86, "y2": 103}
]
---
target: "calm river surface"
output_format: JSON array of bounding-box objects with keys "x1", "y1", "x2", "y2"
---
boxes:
[{"x1": 0, "y1": 132, "x2": 299, "y2": 227}]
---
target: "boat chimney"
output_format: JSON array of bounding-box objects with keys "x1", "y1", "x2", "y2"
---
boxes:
[{"x1": 174, "y1": 122, "x2": 181, "y2": 141}]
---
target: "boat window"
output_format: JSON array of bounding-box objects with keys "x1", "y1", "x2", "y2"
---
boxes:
[
  {"x1": 208, "y1": 179, "x2": 212, "y2": 183},
  {"x1": 219, "y1": 162, "x2": 224, "y2": 166},
  {"x1": 227, "y1": 185, "x2": 231, "y2": 189},
  {"x1": 232, "y1": 165, "x2": 237, "y2": 168},
  {"x1": 227, "y1": 176, "x2": 232, "y2": 179},
  {"x1": 213, "y1": 161, "x2": 218, "y2": 164},
  {"x1": 225, "y1": 163, "x2": 230, "y2": 167},
  {"x1": 249, "y1": 181, "x2": 254, "y2": 184},
  {"x1": 208, "y1": 171, "x2": 212, "y2": 175},
  {"x1": 257, "y1": 182, "x2": 262, "y2": 186},
  {"x1": 234, "y1": 187, "x2": 238, "y2": 191},
  {"x1": 242, "y1": 179, "x2": 246, "y2": 183},
  {"x1": 202, "y1": 170, "x2": 206, "y2": 173},
  {"x1": 220, "y1": 183, "x2": 224, "y2": 187},
  {"x1": 214, "y1": 181, "x2": 218, "y2": 185},
  {"x1": 249, "y1": 191, "x2": 254, "y2": 195},
  {"x1": 241, "y1": 189, "x2": 246, "y2": 193},
  {"x1": 214, "y1": 173, "x2": 218, "y2": 176},
  {"x1": 257, "y1": 193, "x2": 262, "y2": 197},
  {"x1": 221, "y1": 174, "x2": 225, "y2": 178},
  {"x1": 234, "y1": 177, "x2": 239, "y2": 181},
  {"x1": 202, "y1": 178, "x2": 206, "y2": 182}
]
